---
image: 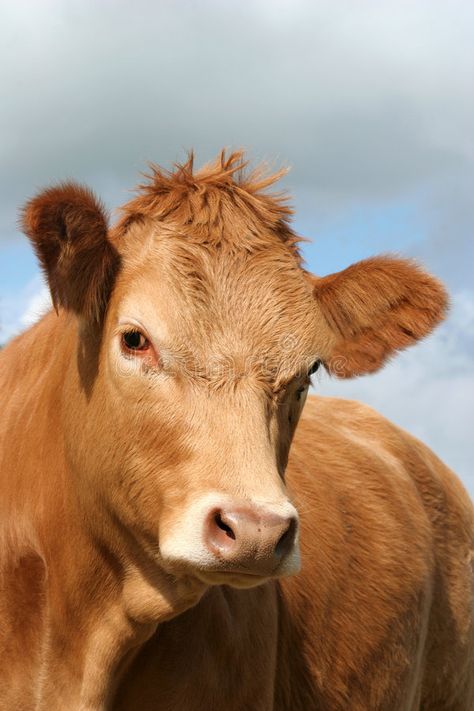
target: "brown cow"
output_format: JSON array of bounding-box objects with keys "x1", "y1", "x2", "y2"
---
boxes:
[{"x1": 0, "y1": 152, "x2": 472, "y2": 710}]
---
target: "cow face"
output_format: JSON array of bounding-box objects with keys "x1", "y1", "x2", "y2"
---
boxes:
[
  {"x1": 99, "y1": 227, "x2": 322, "y2": 587},
  {"x1": 21, "y1": 154, "x2": 447, "y2": 590}
]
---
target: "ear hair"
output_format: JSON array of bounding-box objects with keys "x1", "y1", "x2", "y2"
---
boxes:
[
  {"x1": 312, "y1": 256, "x2": 448, "y2": 378},
  {"x1": 21, "y1": 182, "x2": 120, "y2": 322}
]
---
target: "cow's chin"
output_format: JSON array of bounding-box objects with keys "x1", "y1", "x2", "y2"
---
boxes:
[
  {"x1": 160, "y1": 552, "x2": 301, "y2": 590},
  {"x1": 194, "y1": 569, "x2": 272, "y2": 589}
]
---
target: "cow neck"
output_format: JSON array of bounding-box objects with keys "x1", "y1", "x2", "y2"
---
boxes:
[{"x1": 38, "y1": 465, "x2": 205, "y2": 709}]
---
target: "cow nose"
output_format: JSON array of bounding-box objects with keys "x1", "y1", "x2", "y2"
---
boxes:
[{"x1": 204, "y1": 505, "x2": 298, "y2": 574}]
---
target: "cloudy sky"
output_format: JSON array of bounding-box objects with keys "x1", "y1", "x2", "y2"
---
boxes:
[{"x1": 1, "y1": 0, "x2": 473, "y2": 495}]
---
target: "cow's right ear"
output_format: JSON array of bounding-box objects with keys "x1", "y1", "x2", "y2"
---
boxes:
[{"x1": 21, "y1": 182, "x2": 120, "y2": 322}]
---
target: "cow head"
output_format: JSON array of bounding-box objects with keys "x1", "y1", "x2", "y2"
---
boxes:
[{"x1": 21, "y1": 152, "x2": 447, "y2": 594}]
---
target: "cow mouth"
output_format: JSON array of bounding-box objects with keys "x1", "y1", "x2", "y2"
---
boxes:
[
  {"x1": 159, "y1": 543, "x2": 300, "y2": 589},
  {"x1": 160, "y1": 552, "x2": 283, "y2": 589},
  {"x1": 194, "y1": 569, "x2": 271, "y2": 589}
]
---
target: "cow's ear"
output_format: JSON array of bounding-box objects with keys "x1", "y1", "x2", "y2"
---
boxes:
[
  {"x1": 21, "y1": 182, "x2": 120, "y2": 322},
  {"x1": 311, "y1": 256, "x2": 448, "y2": 378}
]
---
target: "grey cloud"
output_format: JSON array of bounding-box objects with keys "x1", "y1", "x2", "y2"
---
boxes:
[
  {"x1": 1, "y1": 0, "x2": 473, "y2": 240},
  {"x1": 414, "y1": 172, "x2": 474, "y2": 288}
]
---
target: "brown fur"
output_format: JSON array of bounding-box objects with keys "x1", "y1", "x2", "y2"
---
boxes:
[
  {"x1": 313, "y1": 257, "x2": 448, "y2": 376},
  {"x1": 21, "y1": 182, "x2": 120, "y2": 322},
  {"x1": 117, "y1": 399, "x2": 474, "y2": 710},
  {"x1": 115, "y1": 150, "x2": 297, "y2": 250},
  {"x1": 0, "y1": 151, "x2": 472, "y2": 710}
]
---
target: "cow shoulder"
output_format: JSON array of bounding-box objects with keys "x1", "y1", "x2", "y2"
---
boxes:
[{"x1": 280, "y1": 395, "x2": 473, "y2": 708}]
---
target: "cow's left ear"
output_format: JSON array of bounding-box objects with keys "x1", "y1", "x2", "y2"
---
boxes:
[
  {"x1": 311, "y1": 256, "x2": 448, "y2": 378},
  {"x1": 21, "y1": 182, "x2": 120, "y2": 323}
]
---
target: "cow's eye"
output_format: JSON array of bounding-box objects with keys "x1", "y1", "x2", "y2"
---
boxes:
[
  {"x1": 121, "y1": 330, "x2": 150, "y2": 352},
  {"x1": 308, "y1": 360, "x2": 321, "y2": 376}
]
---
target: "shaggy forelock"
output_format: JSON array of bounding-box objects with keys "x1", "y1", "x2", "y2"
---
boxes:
[{"x1": 115, "y1": 150, "x2": 301, "y2": 258}]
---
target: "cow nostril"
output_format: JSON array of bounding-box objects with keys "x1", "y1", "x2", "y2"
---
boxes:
[
  {"x1": 214, "y1": 512, "x2": 236, "y2": 540},
  {"x1": 205, "y1": 506, "x2": 299, "y2": 569},
  {"x1": 274, "y1": 517, "x2": 297, "y2": 558}
]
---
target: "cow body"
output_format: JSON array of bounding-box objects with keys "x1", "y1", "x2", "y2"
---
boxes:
[
  {"x1": 115, "y1": 397, "x2": 474, "y2": 710},
  {"x1": 1, "y1": 152, "x2": 473, "y2": 709}
]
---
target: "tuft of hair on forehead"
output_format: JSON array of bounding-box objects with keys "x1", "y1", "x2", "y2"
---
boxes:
[{"x1": 115, "y1": 150, "x2": 301, "y2": 257}]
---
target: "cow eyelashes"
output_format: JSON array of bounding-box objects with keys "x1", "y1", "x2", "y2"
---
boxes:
[{"x1": 121, "y1": 330, "x2": 150, "y2": 353}]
